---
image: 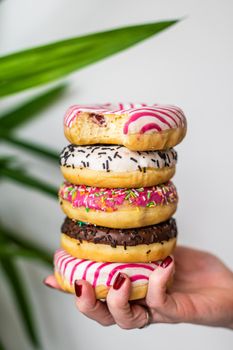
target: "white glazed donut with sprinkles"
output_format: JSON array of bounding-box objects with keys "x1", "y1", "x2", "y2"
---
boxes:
[
  {"x1": 63, "y1": 103, "x2": 187, "y2": 151},
  {"x1": 60, "y1": 145, "x2": 177, "y2": 188}
]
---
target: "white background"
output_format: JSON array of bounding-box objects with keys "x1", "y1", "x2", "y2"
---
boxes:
[{"x1": 0, "y1": 0, "x2": 233, "y2": 349}]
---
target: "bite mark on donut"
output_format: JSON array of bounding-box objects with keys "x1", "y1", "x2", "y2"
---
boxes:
[{"x1": 89, "y1": 113, "x2": 106, "y2": 127}]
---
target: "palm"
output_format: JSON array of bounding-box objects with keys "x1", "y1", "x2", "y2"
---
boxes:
[
  {"x1": 149, "y1": 247, "x2": 233, "y2": 327},
  {"x1": 171, "y1": 247, "x2": 232, "y2": 292}
]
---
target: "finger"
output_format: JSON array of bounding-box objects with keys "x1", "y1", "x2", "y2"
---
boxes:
[
  {"x1": 146, "y1": 256, "x2": 177, "y2": 322},
  {"x1": 43, "y1": 275, "x2": 64, "y2": 291},
  {"x1": 74, "y1": 280, "x2": 115, "y2": 326},
  {"x1": 107, "y1": 273, "x2": 148, "y2": 329}
]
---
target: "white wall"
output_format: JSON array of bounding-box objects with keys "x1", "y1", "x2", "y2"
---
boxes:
[{"x1": 0, "y1": 0, "x2": 233, "y2": 349}]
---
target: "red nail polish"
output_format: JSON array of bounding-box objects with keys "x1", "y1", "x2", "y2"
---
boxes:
[
  {"x1": 160, "y1": 256, "x2": 173, "y2": 268},
  {"x1": 43, "y1": 279, "x2": 55, "y2": 289},
  {"x1": 113, "y1": 273, "x2": 126, "y2": 290},
  {"x1": 74, "y1": 280, "x2": 82, "y2": 297}
]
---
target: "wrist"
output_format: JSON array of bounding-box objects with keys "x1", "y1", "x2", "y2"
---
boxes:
[
  {"x1": 226, "y1": 288, "x2": 233, "y2": 330},
  {"x1": 227, "y1": 321, "x2": 233, "y2": 330}
]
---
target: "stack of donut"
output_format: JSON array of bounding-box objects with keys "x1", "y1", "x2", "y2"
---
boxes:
[{"x1": 54, "y1": 103, "x2": 187, "y2": 300}]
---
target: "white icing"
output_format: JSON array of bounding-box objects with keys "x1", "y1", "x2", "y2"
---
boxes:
[
  {"x1": 54, "y1": 249, "x2": 159, "y2": 288},
  {"x1": 64, "y1": 103, "x2": 186, "y2": 134},
  {"x1": 60, "y1": 145, "x2": 177, "y2": 172}
]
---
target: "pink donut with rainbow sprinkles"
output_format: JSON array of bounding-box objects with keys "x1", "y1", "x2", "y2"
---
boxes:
[{"x1": 64, "y1": 103, "x2": 187, "y2": 151}]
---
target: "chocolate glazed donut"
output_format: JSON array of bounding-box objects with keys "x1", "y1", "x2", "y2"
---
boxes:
[{"x1": 60, "y1": 218, "x2": 178, "y2": 262}]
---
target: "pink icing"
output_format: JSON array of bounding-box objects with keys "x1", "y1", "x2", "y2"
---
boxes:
[
  {"x1": 59, "y1": 181, "x2": 178, "y2": 212},
  {"x1": 130, "y1": 275, "x2": 149, "y2": 282},
  {"x1": 123, "y1": 106, "x2": 185, "y2": 134},
  {"x1": 63, "y1": 103, "x2": 186, "y2": 135},
  {"x1": 140, "y1": 123, "x2": 162, "y2": 133},
  {"x1": 69, "y1": 260, "x2": 86, "y2": 284},
  {"x1": 54, "y1": 249, "x2": 160, "y2": 289},
  {"x1": 106, "y1": 263, "x2": 154, "y2": 286},
  {"x1": 63, "y1": 257, "x2": 76, "y2": 275},
  {"x1": 123, "y1": 109, "x2": 172, "y2": 133},
  {"x1": 82, "y1": 261, "x2": 96, "y2": 280},
  {"x1": 93, "y1": 262, "x2": 111, "y2": 287}
]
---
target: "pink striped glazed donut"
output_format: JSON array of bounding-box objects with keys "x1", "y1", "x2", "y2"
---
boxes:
[
  {"x1": 54, "y1": 248, "x2": 163, "y2": 300},
  {"x1": 63, "y1": 103, "x2": 187, "y2": 151}
]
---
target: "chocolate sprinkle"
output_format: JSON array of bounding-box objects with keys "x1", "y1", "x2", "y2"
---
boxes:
[{"x1": 106, "y1": 160, "x2": 110, "y2": 172}]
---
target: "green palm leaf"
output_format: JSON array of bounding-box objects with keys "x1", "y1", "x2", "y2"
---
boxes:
[
  {"x1": 0, "y1": 156, "x2": 17, "y2": 166},
  {"x1": 0, "y1": 85, "x2": 66, "y2": 130},
  {"x1": 0, "y1": 20, "x2": 178, "y2": 96},
  {"x1": 0, "y1": 339, "x2": 6, "y2": 350},
  {"x1": 0, "y1": 258, "x2": 40, "y2": 347},
  {"x1": 0, "y1": 85, "x2": 64, "y2": 161},
  {"x1": 0, "y1": 166, "x2": 58, "y2": 198},
  {"x1": 2, "y1": 135, "x2": 59, "y2": 161},
  {"x1": 0, "y1": 245, "x2": 50, "y2": 262},
  {"x1": 0, "y1": 225, "x2": 52, "y2": 266}
]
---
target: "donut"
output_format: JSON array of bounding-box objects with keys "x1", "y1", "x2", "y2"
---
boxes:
[
  {"x1": 54, "y1": 248, "x2": 168, "y2": 300},
  {"x1": 60, "y1": 145, "x2": 177, "y2": 188},
  {"x1": 59, "y1": 181, "x2": 178, "y2": 228},
  {"x1": 63, "y1": 103, "x2": 187, "y2": 151},
  {"x1": 61, "y1": 217, "x2": 177, "y2": 262}
]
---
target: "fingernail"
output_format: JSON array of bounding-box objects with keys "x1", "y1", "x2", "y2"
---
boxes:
[
  {"x1": 113, "y1": 273, "x2": 126, "y2": 290},
  {"x1": 43, "y1": 278, "x2": 55, "y2": 289},
  {"x1": 160, "y1": 256, "x2": 173, "y2": 268},
  {"x1": 74, "y1": 280, "x2": 82, "y2": 297}
]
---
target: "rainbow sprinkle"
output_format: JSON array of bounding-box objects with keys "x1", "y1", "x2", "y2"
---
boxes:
[{"x1": 59, "y1": 182, "x2": 178, "y2": 212}]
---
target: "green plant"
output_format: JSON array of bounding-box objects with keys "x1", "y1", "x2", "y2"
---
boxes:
[{"x1": 0, "y1": 19, "x2": 178, "y2": 349}]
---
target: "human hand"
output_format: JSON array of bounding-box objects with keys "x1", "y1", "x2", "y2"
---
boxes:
[{"x1": 44, "y1": 246, "x2": 233, "y2": 329}]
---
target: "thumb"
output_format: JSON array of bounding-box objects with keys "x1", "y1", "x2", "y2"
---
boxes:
[
  {"x1": 43, "y1": 275, "x2": 64, "y2": 291},
  {"x1": 146, "y1": 256, "x2": 175, "y2": 311}
]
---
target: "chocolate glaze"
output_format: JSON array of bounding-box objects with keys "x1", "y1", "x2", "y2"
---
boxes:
[{"x1": 61, "y1": 217, "x2": 177, "y2": 249}]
